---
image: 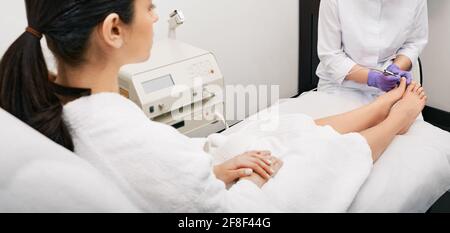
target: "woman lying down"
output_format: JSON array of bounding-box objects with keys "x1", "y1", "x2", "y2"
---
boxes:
[{"x1": 0, "y1": 0, "x2": 427, "y2": 212}]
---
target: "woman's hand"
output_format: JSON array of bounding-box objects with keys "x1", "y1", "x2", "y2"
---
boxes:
[
  {"x1": 240, "y1": 157, "x2": 284, "y2": 188},
  {"x1": 213, "y1": 151, "x2": 276, "y2": 186}
]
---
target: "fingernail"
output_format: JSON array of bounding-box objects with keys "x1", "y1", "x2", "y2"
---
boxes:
[
  {"x1": 270, "y1": 169, "x2": 275, "y2": 174},
  {"x1": 266, "y1": 159, "x2": 272, "y2": 165},
  {"x1": 244, "y1": 169, "x2": 253, "y2": 176}
]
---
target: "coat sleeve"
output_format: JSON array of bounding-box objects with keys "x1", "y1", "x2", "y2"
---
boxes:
[
  {"x1": 397, "y1": 0, "x2": 429, "y2": 66},
  {"x1": 316, "y1": 0, "x2": 357, "y2": 85}
]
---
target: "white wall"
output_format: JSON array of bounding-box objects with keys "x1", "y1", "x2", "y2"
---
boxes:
[
  {"x1": 421, "y1": 0, "x2": 450, "y2": 112},
  {"x1": 0, "y1": 0, "x2": 299, "y2": 104},
  {"x1": 154, "y1": 0, "x2": 299, "y2": 99},
  {"x1": 0, "y1": 1, "x2": 26, "y2": 54}
]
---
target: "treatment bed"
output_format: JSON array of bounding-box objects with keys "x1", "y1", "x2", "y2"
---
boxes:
[
  {"x1": 219, "y1": 90, "x2": 450, "y2": 212},
  {"x1": 1, "y1": 88, "x2": 449, "y2": 212}
]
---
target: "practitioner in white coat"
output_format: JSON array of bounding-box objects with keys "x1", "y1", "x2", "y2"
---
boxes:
[{"x1": 316, "y1": 0, "x2": 428, "y2": 99}]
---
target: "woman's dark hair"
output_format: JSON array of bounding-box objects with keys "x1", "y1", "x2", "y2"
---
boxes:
[{"x1": 0, "y1": 0, "x2": 135, "y2": 151}]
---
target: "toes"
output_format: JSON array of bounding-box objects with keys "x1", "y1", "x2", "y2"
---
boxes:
[
  {"x1": 398, "y1": 77, "x2": 407, "y2": 90},
  {"x1": 417, "y1": 87, "x2": 424, "y2": 95},
  {"x1": 407, "y1": 81, "x2": 416, "y2": 92},
  {"x1": 413, "y1": 83, "x2": 421, "y2": 93},
  {"x1": 420, "y1": 92, "x2": 425, "y2": 99}
]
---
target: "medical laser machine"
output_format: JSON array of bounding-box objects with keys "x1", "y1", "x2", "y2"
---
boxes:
[{"x1": 119, "y1": 11, "x2": 226, "y2": 137}]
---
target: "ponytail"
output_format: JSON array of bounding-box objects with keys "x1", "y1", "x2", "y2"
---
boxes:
[
  {"x1": 0, "y1": 0, "x2": 136, "y2": 152},
  {"x1": 0, "y1": 31, "x2": 74, "y2": 151}
]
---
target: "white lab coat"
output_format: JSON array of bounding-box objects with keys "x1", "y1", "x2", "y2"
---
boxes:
[{"x1": 316, "y1": 0, "x2": 428, "y2": 95}]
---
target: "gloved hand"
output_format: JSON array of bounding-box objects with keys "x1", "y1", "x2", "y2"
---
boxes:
[
  {"x1": 368, "y1": 70, "x2": 401, "y2": 92},
  {"x1": 387, "y1": 64, "x2": 413, "y2": 85}
]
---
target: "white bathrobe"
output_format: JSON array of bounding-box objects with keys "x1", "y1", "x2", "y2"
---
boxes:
[{"x1": 63, "y1": 93, "x2": 373, "y2": 213}]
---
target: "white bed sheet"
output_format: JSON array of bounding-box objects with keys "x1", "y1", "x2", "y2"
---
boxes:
[{"x1": 222, "y1": 90, "x2": 450, "y2": 213}]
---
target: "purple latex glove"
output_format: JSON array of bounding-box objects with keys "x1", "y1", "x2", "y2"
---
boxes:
[
  {"x1": 368, "y1": 70, "x2": 401, "y2": 92},
  {"x1": 387, "y1": 64, "x2": 413, "y2": 85}
]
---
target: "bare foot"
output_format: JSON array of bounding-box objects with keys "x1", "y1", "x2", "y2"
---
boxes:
[
  {"x1": 374, "y1": 77, "x2": 407, "y2": 118},
  {"x1": 390, "y1": 82, "x2": 427, "y2": 135}
]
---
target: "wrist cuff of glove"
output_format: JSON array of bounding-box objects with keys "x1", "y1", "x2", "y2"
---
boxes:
[{"x1": 367, "y1": 72, "x2": 377, "y2": 87}]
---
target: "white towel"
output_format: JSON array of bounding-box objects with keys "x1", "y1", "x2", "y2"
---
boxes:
[{"x1": 206, "y1": 113, "x2": 374, "y2": 212}]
